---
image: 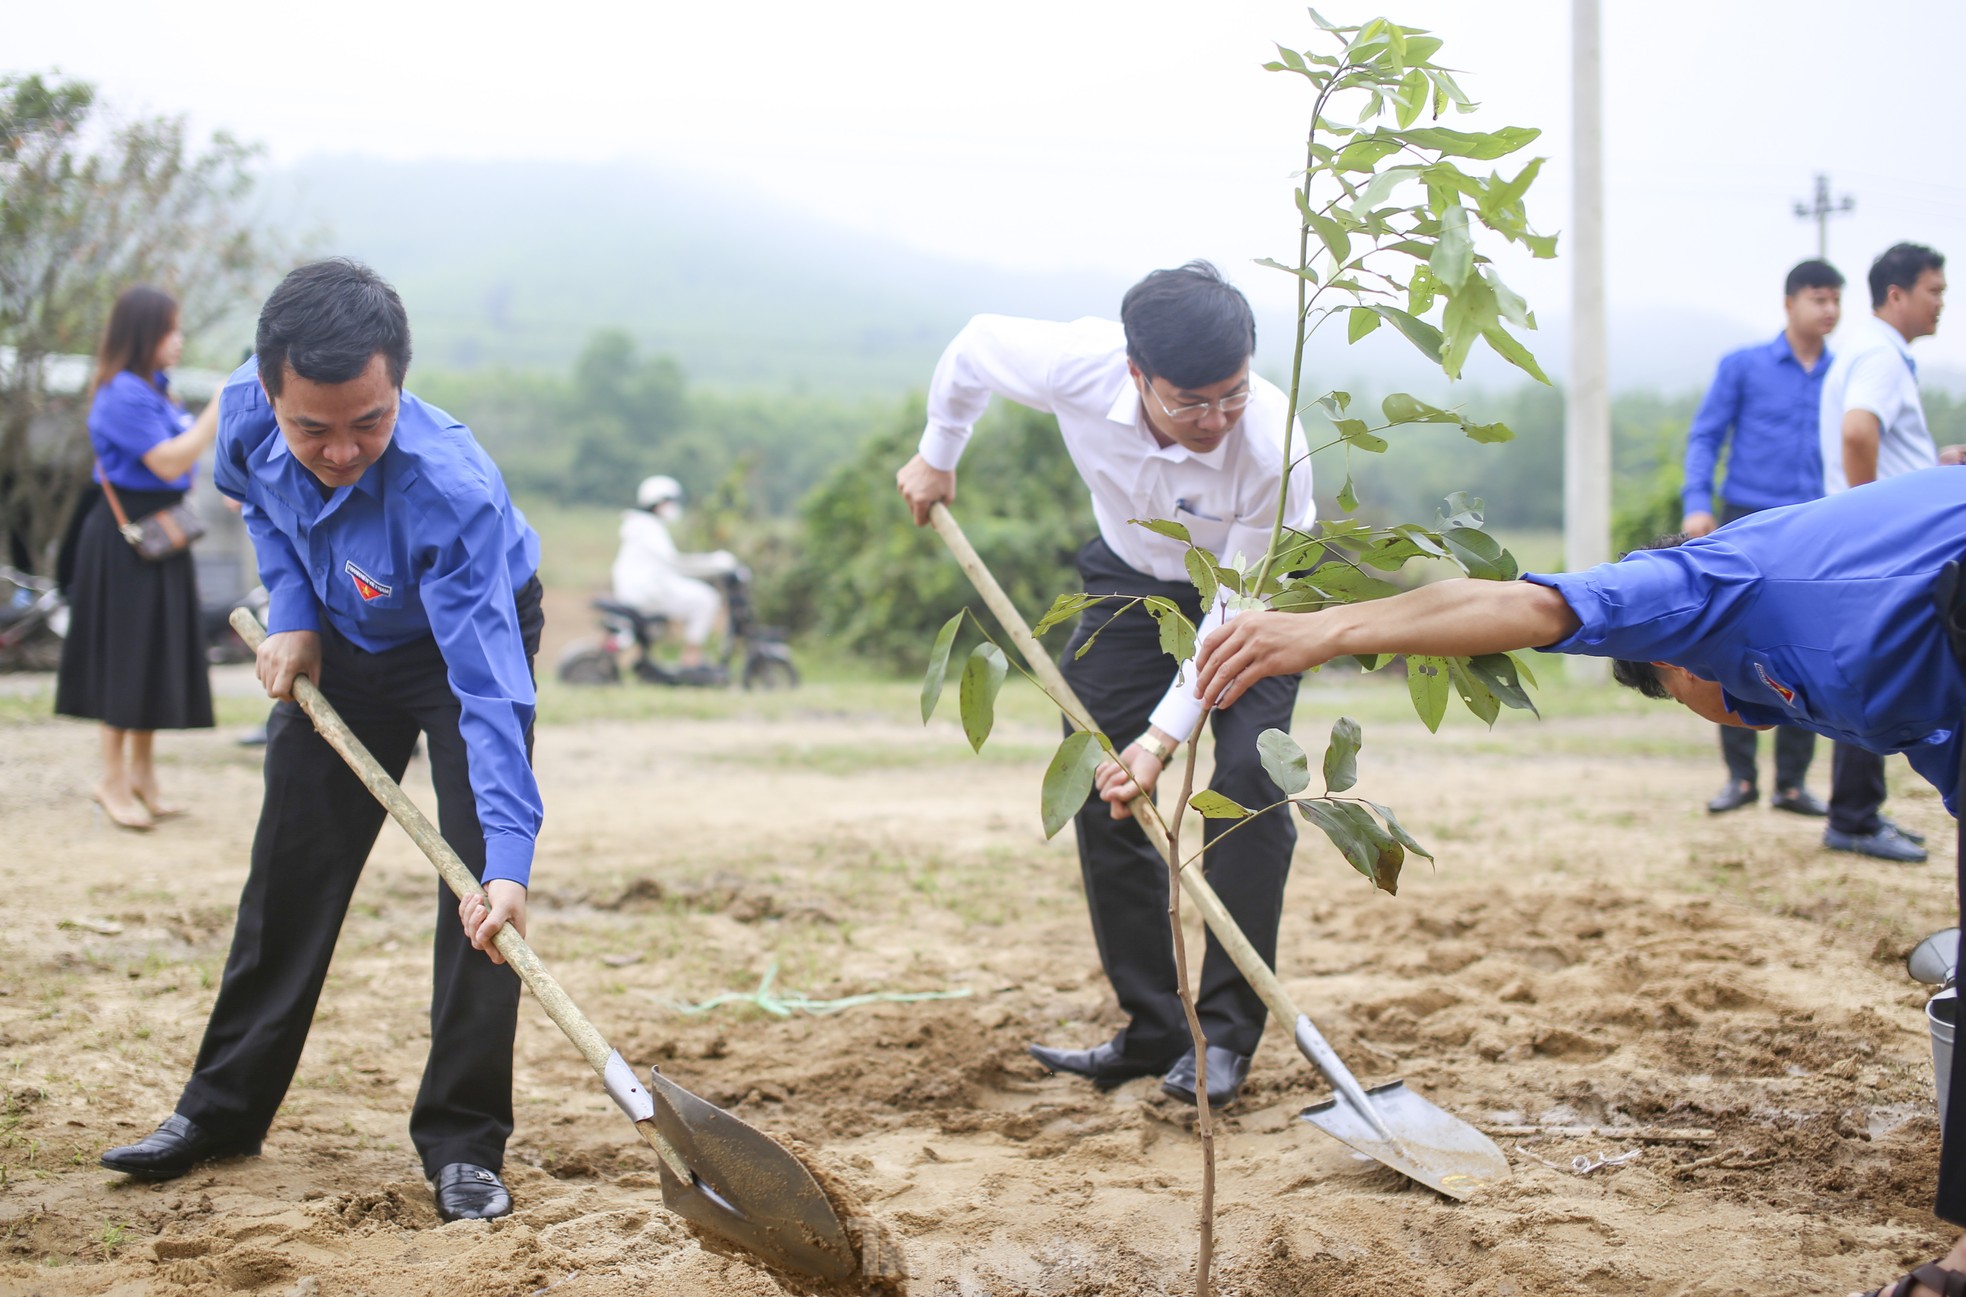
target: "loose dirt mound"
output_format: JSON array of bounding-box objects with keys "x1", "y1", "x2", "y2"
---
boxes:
[{"x1": 0, "y1": 674, "x2": 1956, "y2": 1294}]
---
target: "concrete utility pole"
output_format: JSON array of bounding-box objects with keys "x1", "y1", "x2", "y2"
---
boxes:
[
  {"x1": 1792, "y1": 173, "x2": 1855, "y2": 261},
  {"x1": 1565, "y1": 0, "x2": 1610, "y2": 633}
]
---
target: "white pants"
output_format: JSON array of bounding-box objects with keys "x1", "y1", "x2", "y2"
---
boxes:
[{"x1": 627, "y1": 576, "x2": 721, "y2": 645}]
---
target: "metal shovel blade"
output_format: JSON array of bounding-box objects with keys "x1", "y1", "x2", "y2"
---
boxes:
[
  {"x1": 1910, "y1": 928, "x2": 1961, "y2": 988},
  {"x1": 1292, "y1": 1014, "x2": 1508, "y2": 1201},
  {"x1": 645, "y1": 1067, "x2": 859, "y2": 1282},
  {"x1": 1300, "y1": 1079, "x2": 1510, "y2": 1201}
]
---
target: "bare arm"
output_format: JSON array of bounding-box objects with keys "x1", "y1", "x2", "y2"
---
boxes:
[
  {"x1": 1841, "y1": 408, "x2": 1881, "y2": 488},
  {"x1": 1195, "y1": 579, "x2": 1581, "y2": 709},
  {"x1": 140, "y1": 394, "x2": 221, "y2": 481}
]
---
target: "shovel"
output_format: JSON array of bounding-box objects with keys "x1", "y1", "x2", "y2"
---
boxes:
[
  {"x1": 927, "y1": 504, "x2": 1509, "y2": 1201},
  {"x1": 228, "y1": 610, "x2": 868, "y2": 1283}
]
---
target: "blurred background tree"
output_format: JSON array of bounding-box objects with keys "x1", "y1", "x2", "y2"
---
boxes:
[{"x1": 0, "y1": 73, "x2": 285, "y2": 571}]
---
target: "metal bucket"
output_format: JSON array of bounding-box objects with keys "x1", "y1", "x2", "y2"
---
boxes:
[{"x1": 1931, "y1": 986, "x2": 1958, "y2": 1127}]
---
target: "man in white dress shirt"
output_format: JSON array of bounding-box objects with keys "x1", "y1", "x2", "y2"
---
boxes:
[
  {"x1": 896, "y1": 262, "x2": 1313, "y2": 1107},
  {"x1": 1817, "y1": 242, "x2": 1964, "y2": 865}
]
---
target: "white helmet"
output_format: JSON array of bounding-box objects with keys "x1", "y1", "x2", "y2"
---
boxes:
[{"x1": 636, "y1": 474, "x2": 683, "y2": 510}]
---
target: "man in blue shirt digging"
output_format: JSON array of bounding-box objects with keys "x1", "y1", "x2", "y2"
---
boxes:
[
  {"x1": 99, "y1": 260, "x2": 543, "y2": 1225},
  {"x1": 1194, "y1": 468, "x2": 1966, "y2": 1297},
  {"x1": 1680, "y1": 259, "x2": 1843, "y2": 819}
]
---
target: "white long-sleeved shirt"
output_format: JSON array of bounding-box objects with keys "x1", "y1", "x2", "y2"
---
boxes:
[{"x1": 919, "y1": 313, "x2": 1315, "y2": 742}]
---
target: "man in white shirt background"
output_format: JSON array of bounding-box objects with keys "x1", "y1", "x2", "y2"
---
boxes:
[
  {"x1": 1817, "y1": 242, "x2": 1964, "y2": 863},
  {"x1": 896, "y1": 262, "x2": 1314, "y2": 1107}
]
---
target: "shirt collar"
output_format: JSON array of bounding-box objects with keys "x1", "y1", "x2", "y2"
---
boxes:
[
  {"x1": 1105, "y1": 384, "x2": 1233, "y2": 468},
  {"x1": 1868, "y1": 312, "x2": 1916, "y2": 358}
]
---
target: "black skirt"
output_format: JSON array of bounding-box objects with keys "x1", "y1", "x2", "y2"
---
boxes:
[{"x1": 54, "y1": 488, "x2": 215, "y2": 731}]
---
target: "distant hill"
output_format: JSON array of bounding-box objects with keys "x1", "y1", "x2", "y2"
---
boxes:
[
  {"x1": 267, "y1": 157, "x2": 1131, "y2": 392},
  {"x1": 266, "y1": 156, "x2": 1964, "y2": 400}
]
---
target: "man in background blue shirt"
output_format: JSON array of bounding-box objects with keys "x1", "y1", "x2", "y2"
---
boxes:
[
  {"x1": 1679, "y1": 259, "x2": 1843, "y2": 819},
  {"x1": 1192, "y1": 469, "x2": 1966, "y2": 1296},
  {"x1": 100, "y1": 260, "x2": 543, "y2": 1226}
]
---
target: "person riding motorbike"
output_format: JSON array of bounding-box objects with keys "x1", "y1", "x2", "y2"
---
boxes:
[{"x1": 610, "y1": 475, "x2": 737, "y2": 683}]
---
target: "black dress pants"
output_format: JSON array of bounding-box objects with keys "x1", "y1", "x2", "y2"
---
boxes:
[
  {"x1": 177, "y1": 577, "x2": 542, "y2": 1176},
  {"x1": 1061, "y1": 538, "x2": 1301, "y2": 1063},
  {"x1": 1714, "y1": 503, "x2": 1816, "y2": 793},
  {"x1": 1829, "y1": 742, "x2": 1889, "y2": 836}
]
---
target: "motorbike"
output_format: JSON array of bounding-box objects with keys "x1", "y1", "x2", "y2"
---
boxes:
[
  {"x1": 0, "y1": 565, "x2": 68, "y2": 672},
  {"x1": 556, "y1": 566, "x2": 799, "y2": 690}
]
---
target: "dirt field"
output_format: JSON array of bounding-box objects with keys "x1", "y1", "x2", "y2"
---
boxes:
[{"x1": 0, "y1": 655, "x2": 1958, "y2": 1297}]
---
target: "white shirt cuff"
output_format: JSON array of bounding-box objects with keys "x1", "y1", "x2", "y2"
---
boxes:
[
  {"x1": 1144, "y1": 599, "x2": 1232, "y2": 743},
  {"x1": 918, "y1": 422, "x2": 971, "y2": 473}
]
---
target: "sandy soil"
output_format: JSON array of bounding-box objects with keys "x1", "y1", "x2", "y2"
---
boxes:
[{"x1": 0, "y1": 663, "x2": 1959, "y2": 1297}]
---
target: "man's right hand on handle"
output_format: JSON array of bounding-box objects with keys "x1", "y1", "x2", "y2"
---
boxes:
[
  {"x1": 896, "y1": 454, "x2": 956, "y2": 527},
  {"x1": 256, "y1": 630, "x2": 323, "y2": 701}
]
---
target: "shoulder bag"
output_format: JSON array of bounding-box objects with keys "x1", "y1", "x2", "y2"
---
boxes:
[{"x1": 97, "y1": 467, "x2": 206, "y2": 562}]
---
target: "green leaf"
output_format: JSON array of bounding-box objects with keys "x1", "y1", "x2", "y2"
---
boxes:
[
  {"x1": 1306, "y1": 210, "x2": 1352, "y2": 265},
  {"x1": 1254, "y1": 255, "x2": 1318, "y2": 284},
  {"x1": 1437, "y1": 491, "x2": 1486, "y2": 530},
  {"x1": 1313, "y1": 390, "x2": 1353, "y2": 418},
  {"x1": 1141, "y1": 596, "x2": 1196, "y2": 664},
  {"x1": 1183, "y1": 546, "x2": 1218, "y2": 606},
  {"x1": 1032, "y1": 592, "x2": 1100, "y2": 638},
  {"x1": 1270, "y1": 533, "x2": 1325, "y2": 575},
  {"x1": 1380, "y1": 392, "x2": 1458, "y2": 424},
  {"x1": 1257, "y1": 728, "x2": 1311, "y2": 796},
  {"x1": 1189, "y1": 789, "x2": 1252, "y2": 821},
  {"x1": 1132, "y1": 517, "x2": 1191, "y2": 543},
  {"x1": 1040, "y1": 731, "x2": 1105, "y2": 839},
  {"x1": 1481, "y1": 323, "x2": 1551, "y2": 384},
  {"x1": 1368, "y1": 800, "x2": 1434, "y2": 862},
  {"x1": 1428, "y1": 203, "x2": 1473, "y2": 291},
  {"x1": 1303, "y1": 563, "x2": 1400, "y2": 602},
  {"x1": 1323, "y1": 716, "x2": 1362, "y2": 793},
  {"x1": 1272, "y1": 43, "x2": 1308, "y2": 72},
  {"x1": 1447, "y1": 656, "x2": 1501, "y2": 726},
  {"x1": 1406, "y1": 654, "x2": 1450, "y2": 732},
  {"x1": 1369, "y1": 306, "x2": 1445, "y2": 364},
  {"x1": 1346, "y1": 307, "x2": 1381, "y2": 343},
  {"x1": 1336, "y1": 475, "x2": 1359, "y2": 512},
  {"x1": 1298, "y1": 800, "x2": 1402, "y2": 893},
  {"x1": 1440, "y1": 526, "x2": 1518, "y2": 580},
  {"x1": 1353, "y1": 164, "x2": 1425, "y2": 211},
  {"x1": 958, "y1": 642, "x2": 1008, "y2": 752},
  {"x1": 920, "y1": 611, "x2": 963, "y2": 724},
  {"x1": 1508, "y1": 650, "x2": 1539, "y2": 689},
  {"x1": 1460, "y1": 419, "x2": 1515, "y2": 444},
  {"x1": 1395, "y1": 124, "x2": 1541, "y2": 160},
  {"x1": 1466, "y1": 652, "x2": 1539, "y2": 716},
  {"x1": 1335, "y1": 137, "x2": 1406, "y2": 172},
  {"x1": 1394, "y1": 68, "x2": 1429, "y2": 128}
]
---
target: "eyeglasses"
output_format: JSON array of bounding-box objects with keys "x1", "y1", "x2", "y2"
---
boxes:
[{"x1": 1142, "y1": 380, "x2": 1254, "y2": 424}]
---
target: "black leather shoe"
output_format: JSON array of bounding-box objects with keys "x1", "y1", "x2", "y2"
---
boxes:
[
  {"x1": 1770, "y1": 787, "x2": 1828, "y2": 816},
  {"x1": 1706, "y1": 781, "x2": 1756, "y2": 813},
  {"x1": 430, "y1": 1163, "x2": 512, "y2": 1222},
  {"x1": 99, "y1": 1114, "x2": 260, "y2": 1181},
  {"x1": 1027, "y1": 1041, "x2": 1168, "y2": 1091},
  {"x1": 1881, "y1": 815, "x2": 1928, "y2": 846},
  {"x1": 1823, "y1": 824, "x2": 1928, "y2": 863},
  {"x1": 1161, "y1": 1047, "x2": 1253, "y2": 1107}
]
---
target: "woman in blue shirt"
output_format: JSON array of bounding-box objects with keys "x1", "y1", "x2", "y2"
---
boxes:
[{"x1": 54, "y1": 286, "x2": 220, "y2": 829}]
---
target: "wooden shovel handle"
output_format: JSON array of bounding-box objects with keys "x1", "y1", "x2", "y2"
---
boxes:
[
  {"x1": 926, "y1": 504, "x2": 1304, "y2": 1028},
  {"x1": 227, "y1": 609, "x2": 614, "y2": 1079}
]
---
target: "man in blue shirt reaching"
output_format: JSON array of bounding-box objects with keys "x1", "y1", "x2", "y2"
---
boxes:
[
  {"x1": 1193, "y1": 468, "x2": 1966, "y2": 1297},
  {"x1": 99, "y1": 260, "x2": 544, "y2": 1225},
  {"x1": 1680, "y1": 259, "x2": 1843, "y2": 820}
]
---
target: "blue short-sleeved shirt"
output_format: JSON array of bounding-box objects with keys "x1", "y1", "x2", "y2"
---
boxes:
[
  {"x1": 89, "y1": 371, "x2": 195, "y2": 492},
  {"x1": 1530, "y1": 468, "x2": 1966, "y2": 811},
  {"x1": 212, "y1": 360, "x2": 546, "y2": 886}
]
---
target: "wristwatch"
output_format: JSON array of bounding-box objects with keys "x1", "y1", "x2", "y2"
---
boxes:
[{"x1": 1132, "y1": 731, "x2": 1176, "y2": 764}]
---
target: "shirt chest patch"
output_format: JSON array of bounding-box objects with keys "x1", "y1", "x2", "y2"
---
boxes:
[
  {"x1": 345, "y1": 560, "x2": 393, "y2": 602},
  {"x1": 1753, "y1": 661, "x2": 1796, "y2": 706}
]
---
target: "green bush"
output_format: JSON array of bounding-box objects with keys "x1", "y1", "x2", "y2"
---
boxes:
[{"x1": 758, "y1": 398, "x2": 1093, "y2": 671}]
